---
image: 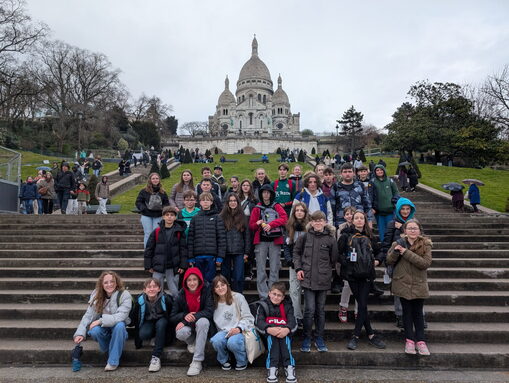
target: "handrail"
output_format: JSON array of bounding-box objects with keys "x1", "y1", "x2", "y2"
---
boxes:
[{"x1": 0, "y1": 145, "x2": 21, "y2": 184}]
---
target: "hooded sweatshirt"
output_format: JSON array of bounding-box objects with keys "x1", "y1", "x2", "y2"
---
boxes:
[
  {"x1": 381, "y1": 197, "x2": 416, "y2": 258},
  {"x1": 293, "y1": 187, "x2": 333, "y2": 225},
  {"x1": 372, "y1": 164, "x2": 400, "y2": 215}
]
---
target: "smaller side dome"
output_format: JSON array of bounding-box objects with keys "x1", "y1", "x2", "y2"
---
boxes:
[
  {"x1": 218, "y1": 75, "x2": 236, "y2": 105},
  {"x1": 272, "y1": 74, "x2": 289, "y2": 105}
]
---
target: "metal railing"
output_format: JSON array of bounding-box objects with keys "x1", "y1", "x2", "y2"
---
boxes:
[{"x1": 0, "y1": 146, "x2": 21, "y2": 213}]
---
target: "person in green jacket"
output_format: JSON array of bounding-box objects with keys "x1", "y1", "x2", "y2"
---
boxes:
[
  {"x1": 271, "y1": 163, "x2": 295, "y2": 217},
  {"x1": 178, "y1": 190, "x2": 200, "y2": 237},
  {"x1": 372, "y1": 164, "x2": 400, "y2": 241}
]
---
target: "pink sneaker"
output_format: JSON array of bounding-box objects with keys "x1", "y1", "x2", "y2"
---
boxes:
[
  {"x1": 416, "y1": 341, "x2": 430, "y2": 356},
  {"x1": 405, "y1": 339, "x2": 416, "y2": 355},
  {"x1": 338, "y1": 307, "x2": 348, "y2": 323}
]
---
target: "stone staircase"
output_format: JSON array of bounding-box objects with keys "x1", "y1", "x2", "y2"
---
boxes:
[{"x1": 0, "y1": 189, "x2": 508, "y2": 369}]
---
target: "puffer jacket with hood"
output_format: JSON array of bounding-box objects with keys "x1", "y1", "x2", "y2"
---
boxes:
[
  {"x1": 387, "y1": 235, "x2": 432, "y2": 300},
  {"x1": 187, "y1": 209, "x2": 226, "y2": 263},
  {"x1": 248, "y1": 184, "x2": 288, "y2": 245},
  {"x1": 169, "y1": 267, "x2": 214, "y2": 327},
  {"x1": 144, "y1": 219, "x2": 188, "y2": 273},
  {"x1": 382, "y1": 197, "x2": 416, "y2": 259},
  {"x1": 293, "y1": 223, "x2": 338, "y2": 290},
  {"x1": 372, "y1": 164, "x2": 400, "y2": 215}
]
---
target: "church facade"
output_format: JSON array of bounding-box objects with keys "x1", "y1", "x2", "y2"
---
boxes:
[{"x1": 208, "y1": 37, "x2": 301, "y2": 137}]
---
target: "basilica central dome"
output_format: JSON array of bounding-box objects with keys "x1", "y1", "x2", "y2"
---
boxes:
[{"x1": 237, "y1": 36, "x2": 273, "y2": 92}]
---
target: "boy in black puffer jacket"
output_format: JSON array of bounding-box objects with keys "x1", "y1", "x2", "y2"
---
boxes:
[
  {"x1": 255, "y1": 282, "x2": 298, "y2": 383},
  {"x1": 187, "y1": 192, "x2": 226, "y2": 282},
  {"x1": 144, "y1": 206, "x2": 187, "y2": 298},
  {"x1": 132, "y1": 278, "x2": 174, "y2": 372}
]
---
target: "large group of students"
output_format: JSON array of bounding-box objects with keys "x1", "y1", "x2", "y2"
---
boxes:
[{"x1": 73, "y1": 161, "x2": 432, "y2": 383}]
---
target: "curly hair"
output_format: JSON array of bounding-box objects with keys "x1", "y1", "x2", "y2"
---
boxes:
[{"x1": 92, "y1": 271, "x2": 124, "y2": 313}]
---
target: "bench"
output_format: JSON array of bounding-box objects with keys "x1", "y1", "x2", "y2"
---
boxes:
[
  {"x1": 86, "y1": 204, "x2": 122, "y2": 214},
  {"x1": 249, "y1": 159, "x2": 270, "y2": 163},
  {"x1": 221, "y1": 159, "x2": 238, "y2": 163}
]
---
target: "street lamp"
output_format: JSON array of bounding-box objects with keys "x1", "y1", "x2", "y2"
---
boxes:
[
  {"x1": 77, "y1": 112, "x2": 84, "y2": 152},
  {"x1": 335, "y1": 124, "x2": 339, "y2": 136}
]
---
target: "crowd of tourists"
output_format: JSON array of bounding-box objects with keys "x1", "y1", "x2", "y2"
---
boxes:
[{"x1": 73, "y1": 159, "x2": 433, "y2": 382}]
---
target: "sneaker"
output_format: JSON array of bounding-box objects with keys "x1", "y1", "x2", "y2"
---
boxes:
[
  {"x1": 104, "y1": 363, "x2": 118, "y2": 371},
  {"x1": 405, "y1": 339, "x2": 416, "y2": 355},
  {"x1": 347, "y1": 336, "x2": 358, "y2": 350},
  {"x1": 368, "y1": 335, "x2": 386, "y2": 349},
  {"x1": 267, "y1": 367, "x2": 278, "y2": 383},
  {"x1": 148, "y1": 356, "x2": 161, "y2": 372},
  {"x1": 315, "y1": 337, "x2": 328, "y2": 352},
  {"x1": 396, "y1": 316, "x2": 404, "y2": 329},
  {"x1": 235, "y1": 364, "x2": 247, "y2": 371},
  {"x1": 221, "y1": 361, "x2": 232, "y2": 371},
  {"x1": 300, "y1": 337, "x2": 311, "y2": 352},
  {"x1": 187, "y1": 361, "x2": 202, "y2": 376},
  {"x1": 297, "y1": 318, "x2": 303, "y2": 328},
  {"x1": 187, "y1": 342, "x2": 196, "y2": 354},
  {"x1": 338, "y1": 307, "x2": 348, "y2": 323},
  {"x1": 416, "y1": 341, "x2": 430, "y2": 356},
  {"x1": 285, "y1": 365, "x2": 297, "y2": 383}
]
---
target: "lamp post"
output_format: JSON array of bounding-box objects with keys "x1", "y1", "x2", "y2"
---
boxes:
[
  {"x1": 335, "y1": 124, "x2": 340, "y2": 153},
  {"x1": 77, "y1": 112, "x2": 84, "y2": 151}
]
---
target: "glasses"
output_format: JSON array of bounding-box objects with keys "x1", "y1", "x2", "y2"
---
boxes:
[{"x1": 406, "y1": 227, "x2": 420, "y2": 231}]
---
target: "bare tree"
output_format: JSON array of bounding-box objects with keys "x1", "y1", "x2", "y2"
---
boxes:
[
  {"x1": 130, "y1": 94, "x2": 172, "y2": 128},
  {"x1": 180, "y1": 121, "x2": 208, "y2": 137},
  {"x1": 482, "y1": 64, "x2": 509, "y2": 137}
]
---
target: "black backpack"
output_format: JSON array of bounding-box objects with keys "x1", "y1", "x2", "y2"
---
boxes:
[{"x1": 348, "y1": 233, "x2": 375, "y2": 279}]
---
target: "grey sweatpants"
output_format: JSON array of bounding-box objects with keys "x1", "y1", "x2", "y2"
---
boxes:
[
  {"x1": 153, "y1": 269, "x2": 179, "y2": 298},
  {"x1": 175, "y1": 317, "x2": 210, "y2": 362},
  {"x1": 255, "y1": 241, "x2": 281, "y2": 299}
]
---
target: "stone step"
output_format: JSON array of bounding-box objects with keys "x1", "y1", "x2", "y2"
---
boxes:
[
  {"x1": 1, "y1": 303, "x2": 506, "y2": 323},
  {"x1": 1, "y1": 267, "x2": 508, "y2": 280},
  {"x1": 0, "y1": 338, "x2": 507, "y2": 369},
  {"x1": 0, "y1": 242, "x2": 144, "y2": 250},
  {"x1": 1, "y1": 289, "x2": 508, "y2": 306},
  {"x1": 429, "y1": 242, "x2": 509, "y2": 250},
  {"x1": 1, "y1": 319, "x2": 506, "y2": 343}
]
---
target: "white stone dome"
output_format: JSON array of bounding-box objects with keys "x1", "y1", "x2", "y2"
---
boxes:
[
  {"x1": 238, "y1": 37, "x2": 272, "y2": 83},
  {"x1": 272, "y1": 74, "x2": 289, "y2": 105},
  {"x1": 218, "y1": 76, "x2": 235, "y2": 105}
]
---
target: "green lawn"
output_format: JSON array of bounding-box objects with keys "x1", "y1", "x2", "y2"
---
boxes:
[
  {"x1": 18, "y1": 150, "x2": 117, "y2": 180},
  {"x1": 112, "y1": 154, "x2": 313, "y2": 214},
  {"x1": 376, "y1": 156, "x2": 508, "y2": 212}
]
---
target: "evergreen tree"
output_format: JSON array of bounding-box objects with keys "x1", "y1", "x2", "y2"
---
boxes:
[
  {"x1": 168, "y1": 149, "x2": 172, "y2": 158},
  {"x1": 160, "y1": 163, "x2": 170, "y2": 179},
  {"x1": 298, "y1": 149, "x2": 305, "y2": 162},
  {"x1": 276, "y1": 147, "x2": 281, "y2": 154},
  {"x1": 214, "y1": 147, "x2": 219, "y2": 155},
  {"x1": 88, "y1": 175, "x2": 99, "y2": 205},
  {"x1": 150, "y1": 162, "x2": 161, "y2": 175},
  {"x1": 337, "y1": 105, "x2": 364, "y2": 153},
  {"x1": 311, "y1": 147, "x2": 316, "y2": 155},
  {"x1": 184, "y1": 149, "x2": 193, "y2": 164}
]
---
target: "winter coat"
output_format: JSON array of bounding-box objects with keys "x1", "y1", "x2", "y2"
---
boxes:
[
  {"x1": 73, "y1": 289, "x2": 132, "y2": 338},
  {"x1": 293, "y1": 224, "x2": 338, "y2": 290},
  {"x1": 132, "y1": 292, "x2": 174, "y2": 348},
  {"x1": 372, "y1": 165, "x2": 400, "y2": 215},
  {"x1": 169, "y1": 270, "x2": 214, "y2": 327},
  {"x1": 293, "y1": 188, "x2": 333, "y2": 225},
  {"x1": 187, "y1": 209, "x2": 226, "y2": 263},
  {"x1": 95, "y1": 182, "x2": 110, "y2": 199},
  {"x1": 255, "y1": 296, "x2": 297, "y2": 336},
  {"x1": 387, "y1": 235, "x2": 432, "y2": 300},
  {"x1": 196, "y1": 181, "x2": 221, "y2": 199},
  {"x1": 381, "y1": 197, "x2": 416, "y2": 259},
  {"x1": 225, "y1": 221, "x2": 251, "y2": 256},
  {"x1": 76, "y1": 189, "x2": 90, "y2": 202},
  {"x1": 330, "y1": 181, "x2": 371, "y2": 226},
  {"x1": 408, "y1": 168, "x2": 419, "y2": 188},
  {"x1": 55, "y1": 170, "x2": 75, "y2": 192},
  {"x1": 135, "y1": 188, "x2": 170, "y2": 218},
  {"x1": 20, "y1": 182, "x2": 38, "y2": 200},
  {"x1": 252, "y1": 178, "x2": 271, "y2": 198},
  {"x1": 37, "y1": 178, "x2": 56, "y2": 200},
  {"x1": 338, "y1": 226, "x2": 383, "y2": 282},
  {"x1": 144, "y1": 220, "x2": 188, "y2": 273},
  {"x1": 249, "y1": 184, "x2": 288, "y2": 246},
  {"x1": 169, "y1": 183, "x2": 193, "y2": 210},
  {"x1": 240, "y1": 196, "x2": 258, "y2": 217},
  {"x1": 468, "y1": 184, "x2": 480, "y2": 204}
]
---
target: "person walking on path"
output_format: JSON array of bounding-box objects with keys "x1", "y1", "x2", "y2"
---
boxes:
[
  {"x1": 387, "y1": 219, "x2": 432, "y2": 356},
  {"x1": 467, "y1": 183, "x2": 481, "y2": 213}
]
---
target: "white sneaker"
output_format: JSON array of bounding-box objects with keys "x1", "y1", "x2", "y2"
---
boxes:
[
  {"x1": 150, "y1": 337, "x2": 156, "y2": 347},
  {"x1": 187, "y1": 361, "x2": 202, "y2": 376},
  {"x1": 187, "y1": 342, "x2": 196, "y2": 354},
  {"x1": 285, "y1": 365, "x2": 297, "y2": 383},
  {"x1": 267, "y1": 367, "x2": 278, "y2": 383},
  {"x1": 148, "y1": 356, "x2": 161, "y2": 372},
  {"x1": 104, "y1": 363, "x2": 118, "y2": 371}
]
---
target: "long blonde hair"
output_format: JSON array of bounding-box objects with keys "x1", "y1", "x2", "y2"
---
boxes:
[
  {"x1": 92, "y1": 271, "x2": 124, "y2": 312},
  {"x1": 144, "y1": 172, "x2": 166, "y2": 194}
]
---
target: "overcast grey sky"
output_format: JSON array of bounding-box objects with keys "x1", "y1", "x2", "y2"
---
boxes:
[{"x1": 26, "y1": 0, "x2": 509, "y2": 133}]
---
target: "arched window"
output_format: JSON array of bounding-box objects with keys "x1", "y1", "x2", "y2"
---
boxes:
[
  {"x1": 260, "y1": 120, "x2": 263, "y2": 129},
  {"x1": 258, "y1": 94, "x2": 261, "y2": 102},
  {"x1": 263, "y1": 95, "x2": 266, "y2": 104},
  {"x1": 240, "y1": 120, "x2": 242, "y2": 129},
  {"x1": 249, "y1": 113, "x2": 253, "y2": 125}
]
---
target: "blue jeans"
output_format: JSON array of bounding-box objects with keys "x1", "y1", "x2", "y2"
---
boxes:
[
  {"x1": 23, "y1": 199, "x2": 34, "y2": 214},
  {"x1": 302, "y1": 288, "x2": 327, "y2": 339},
  {"x1": 141, "y1": 215, "x2": 162, "y2": 247},
  {"x1": 195, "y1": 256, "x2": 216, "y2": 283},
  {"x1": 57, "y1": 190, "x2": 70, "y2": 214},
  {"x1": 138, "y1": 317, "x2": 168, "y2": 358},
  {"x1": 221, "y1": 254, "x2": 245, "y2": 293},
  {"x1": 37, "y1": 199, "x2": 43, "y2": 214},
  {"x1": 375, "y1": 213, "x2": 394, "y2": 242},
  {"x1": 210, "y1": 330, "x2": 247, "y2": 366},
  {"x1": 93, "y1": 169, "x2": 101, "y2": 176},
  {"x1": 88, "y1": 322, "x2": 128, "y2": 366}
]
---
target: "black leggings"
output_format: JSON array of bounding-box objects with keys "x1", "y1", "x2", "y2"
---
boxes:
[
  {"x1": 42, "y1": 199, "x2": 54, "y2": 214},
  {"x1": 400, "y1": 298, "x2": 425, "y2": 342},
  {"x1": 349, "y1": 279, "x2": 373, "y2": 337}
]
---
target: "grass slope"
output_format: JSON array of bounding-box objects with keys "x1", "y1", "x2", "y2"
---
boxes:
[
  {"x1": 112, "y1": 154, "x2": 313, "y2": 214},
  {"x1": 377, "y1": 156, "x2": 508, "y2": 212}
]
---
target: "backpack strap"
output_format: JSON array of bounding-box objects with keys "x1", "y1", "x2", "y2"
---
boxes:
[
  {"x1": 279, "y1": 303, "x2": 287, "y2": 322},
  {"x1": 155, "y1": 227, "x2": 161, "y2": 242}
]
